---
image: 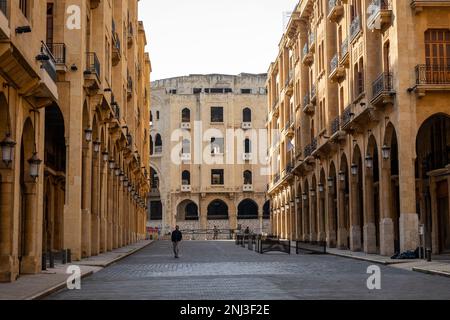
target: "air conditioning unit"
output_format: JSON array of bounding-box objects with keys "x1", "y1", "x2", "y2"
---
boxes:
[
  {"x1": 181, "y1": 185, "x2": 191, "y2": 192},
  {"x1": 181, "y1": 153, "x2": 191, "y2": 161},
  {"x1": 243, "y1": 153, "x2": 252, "y2": 161},
  {"x1": 181, "y1": 122, "x2": 191, "y2": 130},
  {"x1": 243, "y1": 184, "x2": 253, "y2": 192},
  {"x1": 242, "y1": 122, "x2": 252, "y2": 129}
]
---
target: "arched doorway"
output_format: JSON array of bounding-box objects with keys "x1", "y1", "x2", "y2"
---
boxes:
[
  {"x1": 19, "y1": 118, "x2": 39, "y2": 274},
  {"x1": 328, "y1": 162, "x2": 338, "y2": 248},
  {"x1": 176, "y1": 200, "x2": 198, "y2": 221},
  {"x1": 237, "y1": 199, "x2": 258, "y2": 219},
  {"x1": 366, "y1": 135, "x2": 380, "y2": 253},
  {"x1": 43, "y1": 104, "x2": 66, "y2": 258},
  {"x1": 351, "y1": 145, "x2": 364, "y2": 251},
  {"x1": 318, "y1": 169, "x2": 326, "y2": 242},
  {"x1": 416, "y1": 114, "x2": 450, "y2": 254},
  {"x1": 207, "y1": 199, "x2": 228, "y2": 220},
  {"x1": 311, "y1": 175, "x2": 318, "y2": 242}
]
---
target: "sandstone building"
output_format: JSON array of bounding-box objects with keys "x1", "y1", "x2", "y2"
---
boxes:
[
  {"x1": 149, "y1": 74, "x2": 270, "y2": 237},
  {"x1": 0, "y1": 0, "x2": 151, "y2": 282},
  {"x1": 267, "y1": 0, "x2": 450, "y2": 256}
]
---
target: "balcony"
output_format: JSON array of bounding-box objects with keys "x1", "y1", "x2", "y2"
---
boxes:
[
  {"x1": 302, "y1": 93, "x2": 314, "y2": 115},
  {"x1": 0, "y1": 0, "x2": 9, "y2": 41},
  {"x1": 304, "y1": 138, "x2": 318, "y2": 158},
  {"x1": 47, "y1": 43, "x2": 66, "y2": 70},
  {"x1": 84, "y1": 52, "x2": 101, "y2": 94},
  {"x1": 331, "y1": 115, "x2": 341, "y2": 137},
  {"x1": 339, "y1": 37, "x2": 349, "y2": 67},
  {"x1": 111, "y1": 95, "x2": 120, "y2": 120},
  {"x1": 329, "y1": 53, "x2": 346, "y2": 82},
  {"x1": 310, "y1": 84, "x2": 317, "y2": 104},
  {"x1": 181, "y1": 185, "x2": 191, "y2": 192},
  {"x1": 243, "y1": 184, "x2": 253, "y2": 192},
  {"x1": 0, "y1": 0, "x2": 6, "y2": 16},
  {"x1": 302, "y1": 43, "x2": 314, "y2": 66},
  {"x1": 340, "y1": 104, "x2": 354, "y2": 130},
  {"x1": 415, "y1": 65, "x2": 450, "y2": 96},
  {"x1": 181, "y1": 122, "x2": 191, "y2": 130},
  {"x1": 242, "y1": 122, "x2": 252, "y2": 130},
  {"x1": 285, "y1": 70, "x2": 294, "y2": 96},
  {"x1": 309, "y1": 32, "x2": 316, "y2": 53},
  {"x1": 284, "y1": 119, "x2": 295, "y2": 138},
  {"x1": 272, "y1": 98, "x2": 280, "y2": 117},
  {"x1": 38, "y1": 42, "x2": 57, "y2": 82},
  {"x1": 328, "y1": 0, "x2": 344, "y2": 23},
  {"x1": 367, "y1": 0, "x2": 393, "y2": 32},
  {"x1": 350, "y1": 16, "x2": 362, "y2": 42},
  {"x1": 341, "y1": 102, "x2": 378, "y2": 133},
  {"x1": 371, "y1": 72, "x2": 395, "y2": 107}
]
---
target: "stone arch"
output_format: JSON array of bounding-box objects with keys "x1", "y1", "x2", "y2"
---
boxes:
[
  {"x1": 176, "y1": 199, "x2": 199, "y2": 221},
  {"x1": 328, "y1": 161, "x2": 338, "y2": 247},
  {"x1": 339, "y1": 152, "x2": 350, "y2": 249},
  {"x1": 237, "y1": 198, "x2": 258, "y2": 219},
  {"x1": 303, "y1": 178, "x2": 310, "y2": 238},
  {"x1": 352, "y1": 144, "x2": 364, "y2": 251},
  {"x1": 243, "y1": 107, "x2": 252, "y2": 122},
  {"x1": 207, "y1": 199, "x2": 228, "y2": 220},
  {"x1": 318, "y1": 168, "x2": 326, "y2": 241}
]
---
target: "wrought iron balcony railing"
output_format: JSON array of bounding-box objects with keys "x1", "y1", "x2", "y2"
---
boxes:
[
  {"x1": 330, "y1": 53, "x2": 339, "y2": 73},
  {"x1": 85, "y1": 52, "x2": 101, "y2": 79},
  {"x1": 47, "y1": 43, "x2": 66, "y2": 65},
  {"x1": 304, "y1": 138, "x2": 317, "y2": 157},
  {"x1": 303, "y1": 92, "x2": 310, "y2": 107},
  {"x1": 39, "y1": 42, "x2": 57, "y2": 81},
  {"x1": 372, "y1": 72, "x2": 393, "y2": 98},
  {"x1": 350, "y1": 16, "x2": 361, "y2": 41},
  {"x1": 302, "y1": 43, "x2": 309, "y2": 58},
  {"x1": 341, "y1": 37, "x2": 349, "y2": 58},
  {"x1": 341, "y1": 104, "x2": 354, "y2": 127},
  {"x1": 0, "y1": 0, "x2": 7, "y2": 16},
  {"x1": 415, "y1": 65, "x2": 450, "y2": 85},
  {"x1": 331, "y1": 116, "x2": 341, "y2": 135}
]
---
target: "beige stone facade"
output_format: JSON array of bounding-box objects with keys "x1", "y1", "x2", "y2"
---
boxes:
[
  {"x1": 149, "y1": 74, "x2": 270, "y2": 237},
  {"x1": 267, "y1": 0, "x2": 450, "y2": 256},
  {"x1": 0, "y1": 0, "x2": 151, "y2": 282}
]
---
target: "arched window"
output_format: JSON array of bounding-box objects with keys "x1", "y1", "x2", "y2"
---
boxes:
[
  {"x1": 207, "y1": 199, "x2": 228, "y2": 219},
  {"x1": 237, "y1": 199, "x2": 258, "y2": 219},
  {"x1": 244, "y1": 138, "x2": 251, "y2": 153},
  {"x1": 156, "y1": 111, "x2": 160, "y2": 120},
  {"x1": 182, "y1": 139, "x2": 190, "y2": 154},
  {"x1": 182, "y1": 108, "x2": 191, "y2": 123},
  {"x1": 243, "y1": 170, "x2": 252, "y2": 185},
  {"x1": 185, "y1": 202, "x2": 198, "y2": 219},
  {"x1": 182, "y1": 170, "x2": 190, "y2": 185},
  {"x1": 155, "y1": 134, "x2": 162, "y2": 153},
  {"x1": 243, "y1": 107, "x2": 251, "y2": 122}
]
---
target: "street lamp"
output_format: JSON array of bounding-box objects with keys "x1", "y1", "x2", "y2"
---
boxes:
[
  {"x1": 84, "y1": 128, "x2": 93, "y2": 143},
  {"x1": 351, "y1": 163, "x2": 358, "y2": 176},
  {"x1": 93, "y1": 140, "x2": 101, "y2": 153},
  {"x1": 0, "y1": 133, "x2": 16, "y2": 166},
  {"x1": 365, "y1": 154, "x2": 373, "y2": 169},
  {"x1": 339, "y1": 170, "x2": 346, "y2": 182},
  {"x1": 382, "y1": 144, "x2": 391, "y2": 160},
  {"x1": 318, "y1": 183, "x2": 324, "y2": 193},
  {"x1": 102, "y1": 151, "x2": 109, "y2": 162},
  {"x1": 302, "y1": 192, "x2": 308, "y2": 201},
  {"x1": 310, "y1": 188, "x2": 316, "y2": 197},
  {"x1": 108, "y1": 159, "x2": 115, "y2": 170},
  {"x1": 327, "y1": 177, "x2": 334, "y2": 188},
  {"x1": 295, "y1": 196, "x2": 300, "y2": 204},
  {"x1": 114, "y1": 166, "x2": 121, "y2": 176},
  {"x1": 123, "y1": 177, "x2": 129, "y2": 187},
  {"x1": 28, "y1": 152, "x2": 42, "y2": 181}
]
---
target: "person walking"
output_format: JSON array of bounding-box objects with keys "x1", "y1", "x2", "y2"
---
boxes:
[
  {"x1": 213, "y1": 226, "x2": 219, "y2": 240},
  {"x1": 171, "y1": 225, "x2": 183, "y2": 258}
]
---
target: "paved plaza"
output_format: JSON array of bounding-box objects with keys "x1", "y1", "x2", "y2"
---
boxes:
[{"x1": 47, "y1": 241, "x2": 450, "y2": 300}]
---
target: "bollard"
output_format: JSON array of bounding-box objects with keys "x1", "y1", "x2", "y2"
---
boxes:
[
  {"x1": 62, "y1": 249, "x2": 67, "y2": 264},
  {"x1": 426, "y1": 248, "x2": 432, "y2": 262},
  {"x1": 42, "y1": 252, "x2": 47, "y2": 271},
  {"x1": 67, "y1": 249, "x2": 72, "y2": 263},
  {"x1": 49, "y1": 251, "x2": 55, "y2": 268}
]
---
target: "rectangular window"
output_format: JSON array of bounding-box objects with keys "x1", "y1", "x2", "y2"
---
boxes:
[
  {"x1": 211, "y1": 137, "x2": 224, "y2": 154},
  {"x1": 211, "y1": 106, "x2": 223, "y2": 122},
  {"x1": 211, "y1": 169, "x2": 224, "y2": 185}
]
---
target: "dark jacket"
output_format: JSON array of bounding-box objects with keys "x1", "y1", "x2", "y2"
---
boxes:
[{"x1": 171, "y1": 229, "x2": 182, "y2": 242}]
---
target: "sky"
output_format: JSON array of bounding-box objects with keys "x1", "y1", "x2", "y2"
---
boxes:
[{"x1": 138, "y1": 0, "x2": 299, "y2": 81}]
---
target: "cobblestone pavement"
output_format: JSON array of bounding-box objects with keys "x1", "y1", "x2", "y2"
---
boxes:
[{"x1": 47, "y1": 241, "x2": 450, "y2": 300}]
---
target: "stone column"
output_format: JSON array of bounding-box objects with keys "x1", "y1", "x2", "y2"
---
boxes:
[
  {"x1": 350, "y1": 177, "x2": 362, "y2": 251},
  {"x1": 310, "y1": 194, "x2": 317, "y2": 242},
  {"x1": 107, "y1": 170, "x2": 113, "y2": 251},
  {"x1": 20, "y1": 182, "x2": 40, "y2": 274},
  {"x1": 380, "y1": 162, "x2": 394, "y2": 256},
  {"x1": 81, "y1": 147, "x2": 92, "y2": 258},
  {"x1": 327, "y1": 185, "x2": 337, "y2": 248},
  {"x1": 0, "y1": 171, "x2": 16, "y2": 282},
  {"x1": 99, "y1": 163, "x2": 107, "y2": 253},
  {"x1": 91, "y1": 156, "x2": 100, "y2": 256},
  {"x1": 364, "y1": 170, "x2": 377, "y2": 253},
  {"x1": 337, "y1": 180, "x2": 347, "y2": 249},
  {"x1": 318, "y1": 190, "x2": 326, "y2": 242}
]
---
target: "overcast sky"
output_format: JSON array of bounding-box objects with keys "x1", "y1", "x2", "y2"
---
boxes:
[{"x1": 138, "y1": 0, "x2": 298, "y2": 81}]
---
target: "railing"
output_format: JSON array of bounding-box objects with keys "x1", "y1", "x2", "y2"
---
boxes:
[
  {"x1": 341, "y1": 37, "x2": 349, "y2": 58},
  {"x1": 0, "y1": 0, "x2": 7, "y2": 16},
  {"x1": 350, "y1": 16, "x2": 361, "y2": 40},
  {"x1": 85, "y1": 52, "x2": 101, "y2": 79},
  {"x1": 304, "y1": 137, "x2": 317, "y2": 157},
  {"x1": 331, "y1": 116, "x2": 340, "y2": 135},
  {"x1": 285, "y1": 161, "x2": 293, "y2": 174},
  {"x1": 302, "y1": 43, "x2": 309, "y2": 58},
  {"x1": 330, "y1": 53, "x2": 339, "y2": 73},
  {"x1": 328, "y1": 0, "x2": 339, "y2": 14},
  {"x1": 309, "y1": 32, "x2": 315, "y2": 46},
  {"x1": 372, "y1": 72, "x2": 393, "y2": 98},
  {"x1": 47, "y1": 43, "x2": 66, "y2": 65},
  {"x1": 127, "y1": 76, "x2": 133, "y2": 93},
  {"x1": 40, "y1": 42, "x2": 57, "y2": 81},
  {"x1": 155, "y1": 146, "x2": 162, "y2": 154},
  {"x1": 311, "y1": 84, "x2": 316, "y2": 99},
  {"x1": 415, "y1": 65, "x2": 450, "y2": 85},
  {"x1": 303, "y1": 92, "x2": 310, "y2": 107},
  {"x1": 274, "y1": 173, "x2": 280, "y2": 184},
  {"x1": 341, "y1": 104, "x2": 353, "y2": 126}
]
